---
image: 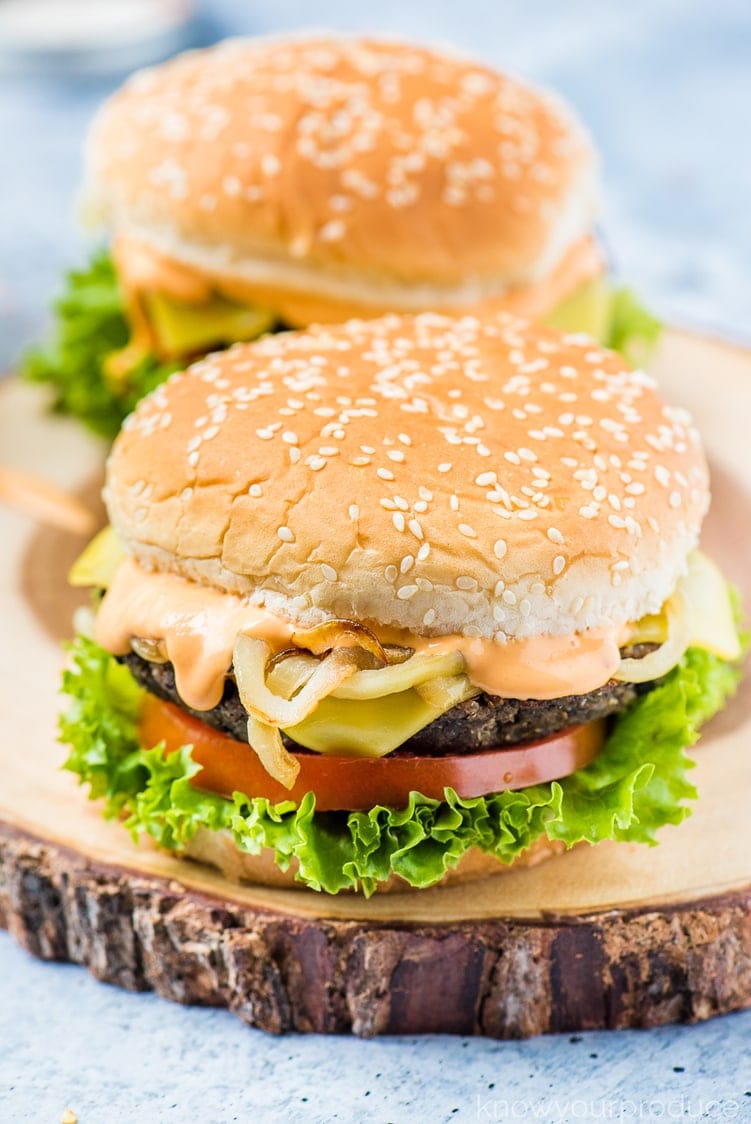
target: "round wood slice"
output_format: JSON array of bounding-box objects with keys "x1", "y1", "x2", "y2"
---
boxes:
[{"x1": 1, "y1": 328, "x2": 750, "y2": 1038}]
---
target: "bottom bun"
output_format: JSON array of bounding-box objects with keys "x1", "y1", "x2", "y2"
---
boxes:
[{"x1": 180, "y1": 827, "x2": 569, "y2": 894}]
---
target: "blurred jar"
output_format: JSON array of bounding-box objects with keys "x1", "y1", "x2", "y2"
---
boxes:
[{"x1": 0, "y1": 0, "x2": 196, "y2": 76}]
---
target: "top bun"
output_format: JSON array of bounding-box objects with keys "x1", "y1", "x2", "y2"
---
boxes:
[
  {"x1": 84, "y1": 35, "x2": 599, "y2": 318},
  {"x1": 105, "y1": 313, "x2": 709, "y2": 641}
]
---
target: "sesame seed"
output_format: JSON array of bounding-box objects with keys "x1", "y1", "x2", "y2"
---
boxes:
[
  {"x1": 493, "y1": 539, "x2": 507, "y2": 559},
  {"x1": 282, "y1": 431, "x2": 298, "y2": 444},
  {"x1": 417, "y1": 543, "x2": 431, "y2": 561},
  {"x1": 393, "y1": 512, "x2": 406, "y2": 532},
  {"x1": 377, "y1": 467, "x2": 395, "y2": 481},
  {"x1": 456, "y1": 576, "x2": 476, "y2": 590},
  {"x1": 385, "y1": 565, "x2": 398, "y2": 582},
  {"x1": 249, "y1": 484, "x2": 263, "y2": 497},
  {"x1": 553, "y1": 555, "x2": 566, "y2": 575},
  {"x1": 397, "y1": 585, "x2": 419, "y2": 600},
  {"x1": 261, "y1": 153, "x2": 281, "y2": 177},
  {"x1": 400, "y1": 555, "x2": 414, "y2": 573},
  {"x1": 458, "y1": 523, "x2": 477, "y2": 538},
  {"x1": 438, "y1": 463, "x2": 452, "y2": 473},
  {"x1": 423, "y1": 608, "x2": 437, "y2": 627},
  {"x1": 278, "y1": 526, "x2": 294, "y2": 543},
  {"x1": 408, "y1": 519, "x2": 424, "y2": 539},
  {"x1": 319, "y1": 219, "x2": 345, "y2": 242},
  {"x1": 546, "y1": 527, "x2": 564, "y2": 545},
  {"x1": 321, "y1": 564, "x2": 337, "y2": 581},
  {"x1": 348, "y1": 504, "x2": 359, "y2": 520}
]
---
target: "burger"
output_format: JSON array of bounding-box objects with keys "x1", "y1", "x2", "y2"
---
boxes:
[
  {"x1": 62, "y1": 313, "x2": 743, "y2": 895},
  {"x1": 25, "y1": 34, "x2": 658, "y2": 438}
]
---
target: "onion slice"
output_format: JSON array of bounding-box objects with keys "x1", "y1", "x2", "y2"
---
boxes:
[
  {"x1": 415, "y1": 673, "x2": 479, "y2": 710},
  {"x1": 233, "y1": 634, "x2": 365, "y2": 727},
  {"x1": 245, "y1": 715, "x2": 300, "y2": 790},
  {"x1": 291, "y1": 619, "x2": 389, "y2": 663},
  {"x1": 266, "y1": 650, "x2": 321, "y2": 699},
  {"x1": 614, "y1": 590, "x2": 691, "y2": 683},
  {"x1": 333, "y1": 650, "x2": 467, "y2": 700},
  {"x1": 131, "y1": 637, "x2": 169, "y2": 664}
]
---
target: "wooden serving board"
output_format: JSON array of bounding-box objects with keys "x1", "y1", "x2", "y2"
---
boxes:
[{"x1": 1, "y1": 329, "x2": 750, "y2": 1038}]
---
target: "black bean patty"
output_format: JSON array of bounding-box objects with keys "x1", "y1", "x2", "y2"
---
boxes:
[{"x1": 121, "y1": 645, "x2": 658, "y2": 756}]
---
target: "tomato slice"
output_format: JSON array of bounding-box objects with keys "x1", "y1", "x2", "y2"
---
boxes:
[{"x1": 139, "y1": 695, "x2": 604, "y2": 812}]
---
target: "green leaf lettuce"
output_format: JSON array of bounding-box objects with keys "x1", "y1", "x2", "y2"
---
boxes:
[
  {"x1": 606, "y1": 287, "x2": 662, "y2": 367},
  {"x1": 23, "y1": 250, "x2": 178, "y2": 438}
]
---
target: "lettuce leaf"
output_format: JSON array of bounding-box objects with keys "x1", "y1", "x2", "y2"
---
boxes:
[
  {"x1": 60, "y1": 633, "x2": 743, "y2": 895},
  {"x1": 606, "y1": 287, "x2": 662, "y2": 367},
  {"x1": 23, "y1": 250, "x2": 178, "y2": 438}
]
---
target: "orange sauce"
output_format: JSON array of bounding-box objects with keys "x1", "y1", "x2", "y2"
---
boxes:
[
  {"x1": 111, "y1": 234, "x2": 604, "y2": 330},
  {"x1": 96, "y1": 558, "x2": 624, "y2": 710}
]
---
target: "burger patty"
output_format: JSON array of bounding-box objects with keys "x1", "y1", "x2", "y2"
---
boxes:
[{"x1": 121, "y1": 646, "x2": 658, "y2": 756}]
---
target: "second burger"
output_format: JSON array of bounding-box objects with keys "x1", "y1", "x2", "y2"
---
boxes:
[{"x1": 27, "y1": 34, "x2": 655, "y2": 435}]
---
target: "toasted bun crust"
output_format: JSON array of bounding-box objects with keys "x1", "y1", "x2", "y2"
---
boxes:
[
  {"x1": 84, "y1": 35, "x2": 599, "y2": 311},
  {"x1": 106, "y1": 313, "x2": 709, "y2": 640},
  {"x1": 182, "y1": 827, "x2": 568, "y2": 893}
]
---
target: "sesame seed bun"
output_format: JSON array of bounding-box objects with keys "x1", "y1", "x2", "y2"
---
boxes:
[
  {"x1": 182, "y1": 827, "x2": 568, "y2": 892},
  {"x1": 84, "y1": 35, "x2": 601, "y2": 322},
  {"x1": 105, "y1": 313, "x2": 709, "y2": 641}
]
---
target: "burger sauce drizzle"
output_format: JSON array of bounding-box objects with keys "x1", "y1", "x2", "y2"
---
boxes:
[{"x1": 96, "y1": 558, "x2": 624, "y2": 712}]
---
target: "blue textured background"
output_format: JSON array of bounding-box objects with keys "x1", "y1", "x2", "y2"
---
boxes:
[{"x1": 2, "y1": 2, "x2": 750, "y2": 1120}]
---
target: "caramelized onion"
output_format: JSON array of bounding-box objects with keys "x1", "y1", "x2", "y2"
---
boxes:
[
  {"x1": 266, "y1": 651, "x2": 320, "y2": 699},
  {"x1": 131, "y1": 637, "x2": 168, "y2": 664},
  {"x1": 245, "y1": 715, "x2": 300, "y2": 790},
  {"x1": 333, "y1": 650, "x2": 467, "y2": 700},
  {"x1": 234, "y1": 634, "x2": 366, "y2": 727},
  {"x1": 291, "y1": 619, "x2": 389, "y2": 664},
  {"x1": 415, "y1": 673, "x2": 479, "y2": 710},
  {"x1": 383, "y1": 643, "x2": 415, "y2": 664},
  {"x1": 614, "y1": 590, "x2": 691, "y2": 683}
]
